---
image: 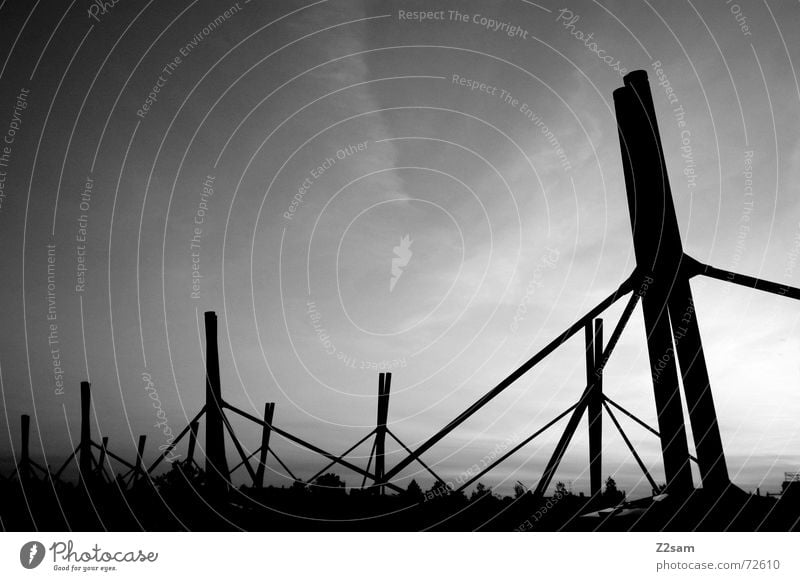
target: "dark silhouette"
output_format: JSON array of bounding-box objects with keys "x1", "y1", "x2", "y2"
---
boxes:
[{"x1": 4, "y1": 71, "x2": 800, "y2": 532}]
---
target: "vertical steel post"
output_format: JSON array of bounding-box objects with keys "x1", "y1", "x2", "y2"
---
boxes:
[
  {"x1": 588, "y1": 319, "x2": 603, "y2": 497},
  {"x1": 19, "y1": 414, "x2": 31, "y2": 480},
  {"x1": 255, "y1": 402, "x2": 275, "y2": 488},
  {"x1": 21, "y1": 414, "x2": 30, "y2": 467},
  {"x1": 667, "y1": 283, "x2": 730, "y2": 490},
  {"x1": 79, "y1": 381, "x2": 93, "y2": 480},
  {"x1": 204, "y1": 311, "x2": 230, "y2": 491},
  {"x1": 613, "y1": 72, "x2": 694, "y2": 494},
  {"x1": 374, "y1": 373, "x2": 391, "y2": 494}
]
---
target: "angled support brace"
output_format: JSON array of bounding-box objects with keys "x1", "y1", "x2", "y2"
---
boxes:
[
  {"x1": 532, "y1": 290, "x2": 640, "y2": 498},
  {"x1": 147, "y1": 407, "x2": 205, "y2": 474},
  {"x1": 603, "y1": 400, "x2": 659, "y2": 492},
  {"x1": 255, "y1": 402, "x2": 275, "y2": 488},
  {"x1": 220, "y1": 411, "x2": 258, "y2": 485},
  {"x1": 224, "y1": 403, "x2": 403, "y2": 494},
  {"x1": 454, "y1": 404, "x2": 577, "y2": 494},
  {"x1": 383, "y1": 277, "x2": 634, "y2": 484},
  {"x1": 308, "y1": 429, "x2": 376, "y2": 484},
  {"x1": 691, "y1": 259, "x2": 800, "y2": 303},
  {"x1": 266, "y1": 446, "x2": 297, "y2": 481},
  {"x1": 387, "y1": 429, "x2": 443, "y2": 484}
]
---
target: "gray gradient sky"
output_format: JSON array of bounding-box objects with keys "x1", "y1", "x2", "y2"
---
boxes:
[{"x1": 1, "y1": 0, "x2": 800, "y2": 498}]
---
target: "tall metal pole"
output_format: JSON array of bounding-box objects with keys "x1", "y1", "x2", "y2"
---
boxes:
[
  {"x1": 374, "y1": 373, "x2": 391, "y2": 495},
  {"x1": 381, "y1": 280, "x2": 633, "y2": 484},
  {"x1": 21, "y1": 414, "x2": 30, "y2": 466},
  {"x1": 79, "y1": 381, "x2": 93, "y2": 480},
  {"x1": 613, "y1": 72, "x2": 694, "y2": 494},
  {"x1": 255, "y1": 402, "x2": 275, "y2": 488},
  {"x1": 588, "y1": 319, "x2": 603, "y2": 497},
  {"x1": 204, "y1": 311, "x2": 230, "y2": 492},
  {"x1": 19, "y1": 414, "x2": 31, "y2": 480},
  {"x1": 667, "y1": 283, "x2": 730, "y2": 491}
]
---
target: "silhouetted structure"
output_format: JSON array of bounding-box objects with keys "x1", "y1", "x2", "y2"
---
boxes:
[{"x1": 3, "y1": 71, "x2": 800, "y2": 531}]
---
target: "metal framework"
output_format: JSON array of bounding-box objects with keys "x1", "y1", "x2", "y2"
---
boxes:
[
  {"x1": 376, "y1": 70, "x2": 800, "y2": 498},
  {"x1": 11, "y1": 70, "x2": 800, "y2": 507}
]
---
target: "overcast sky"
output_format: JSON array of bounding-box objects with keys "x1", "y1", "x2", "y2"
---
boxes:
[{"x1": 1, "y1": 0, "x2": 800, "y2": 499}]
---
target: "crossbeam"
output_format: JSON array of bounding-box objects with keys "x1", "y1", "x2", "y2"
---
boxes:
[
  {"x1": 454, "y1": 404, "x2": 577, "y2": 493},
  {"x1": 224, "y1": 403, "x2": 403, "y2": 494},
  {"x1": 382, "y1": 276, "x2": 634, "y2": 484},
  {"x1": 532, "y1": 289, "x2": 641, "y2": 498},
  {"x1": 603, "y1": 400, "x2": 658, "y2": 492},
  {"x1": 694, "y1": 260, "x2": 800, "y2": 301}
]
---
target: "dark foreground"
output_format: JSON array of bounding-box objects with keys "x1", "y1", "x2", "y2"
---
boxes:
[{"x1": 2, "y1": 465, "x2": 799, "y2": 531}]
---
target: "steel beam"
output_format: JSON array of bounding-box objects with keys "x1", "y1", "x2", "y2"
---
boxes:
[
  {"x1": 131, "y1": 435, "x2": 146, "y2": 486},
  {"x1": 224, "y1": 403, "x2": 403, "y2": 493},
  {"x1": 97, "y1": 437, "x2": 109, "y2": 482},
  {"x1": 387, "y1": 429, "x2": 443, "y2": 484},
  {"x1": 588, "y1": 320, "x2": 603, "y2": 497},
  {"x1": 374, "y1": 373, "x2": 391, "y2": 494},
  {"x1": 667, "y1": 274, "x2": 729, "y2": 489},
  {"x1": 382, "y1": 278, "x2": 633, "y2": 483},
  {"x1": 204, "y1": 311, "x2": 230, "y2": 491},
  {"x1": 697, "y1": 261, "x2": 800, "y2": 302},
  {"x1": 147, "y1": 407, "x2": 205, "y2": 473},
  {"x1": 255, "y1": 402, "x2": 275, "y2": 488},
  {"x1": 308, "y1": 429, "x2": 375, "y2": 484},
  {"x1": 603, "y1": 400, "x2": 658, "y2": 492},
  {"x1": 79, "y1": 381, "x2": 93, "y2": 481},
  {"x1": 532, "y1": 287, "x2": 640, "y2": 498},
  {"x1": 19, "y1": 414, "x2": 31, "y2": 479},
  {"x1": 614, "y1": 72, "x2": 695, "y2": 494},
  {"x1": 454, "y1": 404, "x2": 576, "y2": 494},
  {"x1": 186, "y1": 419, "x2": 199, "y2": 467}
]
